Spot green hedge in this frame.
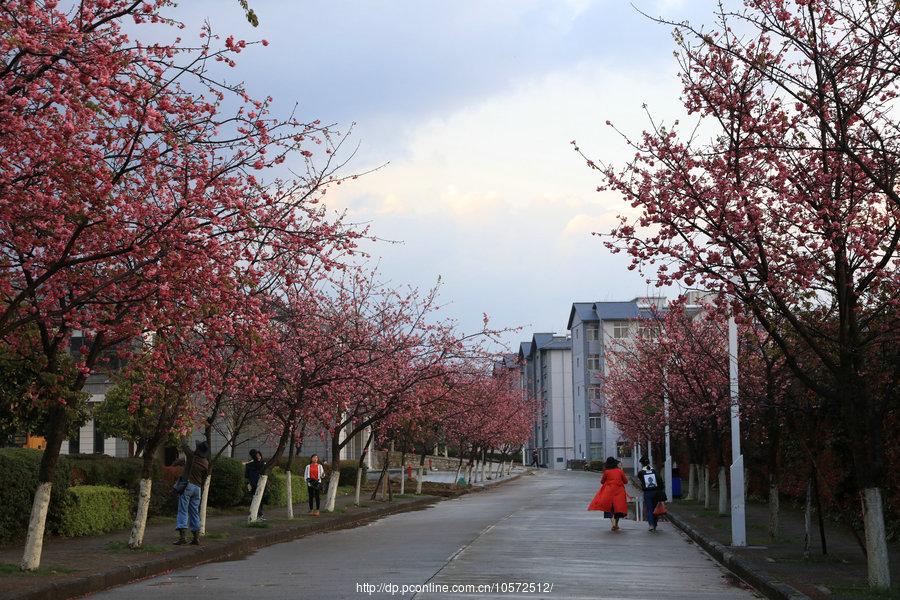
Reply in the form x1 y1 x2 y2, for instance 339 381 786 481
66 453 175 517
208 457 244 508
58 485 132 537
0 448 72 542
264 467 307 506
338 464 363 486
587 460 605 472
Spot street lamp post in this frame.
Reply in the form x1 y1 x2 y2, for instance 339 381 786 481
728 314 747 547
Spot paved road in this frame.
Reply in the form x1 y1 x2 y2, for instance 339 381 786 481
91 471 759 599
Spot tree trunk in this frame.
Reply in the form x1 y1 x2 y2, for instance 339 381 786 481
399 450 407 496
129 445 159 548
812 467 827 555
285 471 293 519
323 434 341 512
452 454 464 489
862 488 890 589
129 479 153 548
803 477 812 559
199 474 212 534
21 405 68 571
248 474 268 522
767 474 780 542
703 466 711 509
717 466 728 515
371 450 390 501
285 434 296 519
687 464 697 501
355 429 374 506
416 451 426 495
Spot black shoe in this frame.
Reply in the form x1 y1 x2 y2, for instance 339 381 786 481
174 529 187 545
190 531 200 545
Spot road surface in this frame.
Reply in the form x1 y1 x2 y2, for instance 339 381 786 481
91 470 759 599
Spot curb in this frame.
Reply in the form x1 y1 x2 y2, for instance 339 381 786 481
5 472 526 600
667 510 812 600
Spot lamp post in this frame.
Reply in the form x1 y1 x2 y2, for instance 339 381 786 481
728 313 747 547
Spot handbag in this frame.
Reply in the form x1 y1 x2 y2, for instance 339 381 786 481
653 501 667 517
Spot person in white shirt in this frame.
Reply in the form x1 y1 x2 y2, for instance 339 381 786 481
304 454 324 516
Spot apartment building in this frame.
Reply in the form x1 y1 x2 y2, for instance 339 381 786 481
518 333 573 469
567 297 666 469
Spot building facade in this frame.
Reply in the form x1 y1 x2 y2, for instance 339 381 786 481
567 297 666 470
519 333 573 469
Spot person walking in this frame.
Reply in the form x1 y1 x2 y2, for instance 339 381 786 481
637 456 666 532
304 453 324 516
588 457 629 531
530 449 539 467
245 449 266 520
173 440 210 546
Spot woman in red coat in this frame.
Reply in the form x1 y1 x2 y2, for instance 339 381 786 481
588 457 630 531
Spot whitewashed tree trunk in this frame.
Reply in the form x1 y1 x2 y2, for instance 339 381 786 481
471 461 478 484
862 487 891 589
466 464 473 485
703 467 711 509
285 471 294 519
324 466 340 511
21 482 52 571
717 466 728 515
481 459 488 482
507 461 513 475
453 463 462 488
248 474 268 522
199 474 211 534
687 464 697 500
768 477 779 541
400 466 406 495
803 478 812 559
129 479 153 548
354 468 363 506
415 466 423 495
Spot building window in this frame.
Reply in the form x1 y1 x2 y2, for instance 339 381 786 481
638 323 657 339
616 441 633 458
587 354 601 370
587 386 601 401
586 325 599 341
589 443 603 460
589 414 603 429
613 322 630 339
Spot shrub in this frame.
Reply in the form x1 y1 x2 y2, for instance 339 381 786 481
339 464 363 486
208 457 244 508
0 448 72 542
58 485 132 537
67 454 149 488
264 467 306 506
587 460 605 472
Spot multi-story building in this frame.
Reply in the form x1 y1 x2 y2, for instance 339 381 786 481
567 297 666 469
518 332 573 469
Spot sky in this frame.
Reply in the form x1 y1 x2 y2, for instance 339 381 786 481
176 0 717 350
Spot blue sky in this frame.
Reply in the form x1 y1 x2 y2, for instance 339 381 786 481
177 0 716 349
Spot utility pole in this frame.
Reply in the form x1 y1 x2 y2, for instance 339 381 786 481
728 314 747 547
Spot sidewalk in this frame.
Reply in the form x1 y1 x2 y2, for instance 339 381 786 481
668 498 900 600
0 472 525 600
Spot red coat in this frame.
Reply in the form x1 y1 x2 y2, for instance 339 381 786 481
587 468 629 515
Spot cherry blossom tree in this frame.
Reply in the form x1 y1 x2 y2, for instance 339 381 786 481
581 1 899 586
1 1 362 569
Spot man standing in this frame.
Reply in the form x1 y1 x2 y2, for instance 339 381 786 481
638 456 665 532
245 449 266 520
173 440 210 546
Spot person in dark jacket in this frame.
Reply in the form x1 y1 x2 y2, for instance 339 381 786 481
245 449 266 520
173 440 210 545
637 456 666 532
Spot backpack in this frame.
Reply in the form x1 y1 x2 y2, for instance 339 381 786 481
641 469 659 490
